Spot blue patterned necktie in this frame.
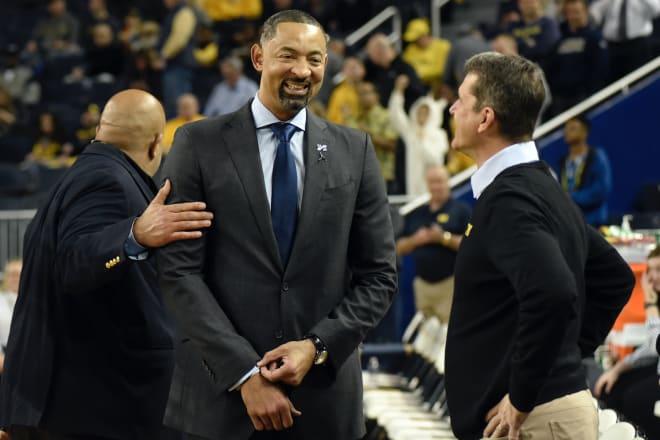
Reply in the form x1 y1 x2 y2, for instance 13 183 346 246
270 122 299 265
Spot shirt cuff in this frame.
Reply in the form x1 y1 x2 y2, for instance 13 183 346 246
124 219 149 261
228 365 260 392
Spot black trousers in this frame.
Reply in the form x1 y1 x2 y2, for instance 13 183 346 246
6 426 112 440
185 430 362 440
7 425 184 440
600 364 660 439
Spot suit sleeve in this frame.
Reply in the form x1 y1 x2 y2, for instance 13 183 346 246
311 132 398 371
55 171 136 294
157 126 261 392
578 225 635 356
485 193 579 413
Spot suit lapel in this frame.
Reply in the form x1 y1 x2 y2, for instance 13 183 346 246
222 106 282 267
287 113 329 270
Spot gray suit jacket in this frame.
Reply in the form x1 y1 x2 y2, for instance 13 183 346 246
158 103 397 440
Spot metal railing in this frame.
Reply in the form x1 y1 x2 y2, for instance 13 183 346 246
431 0 452 38
398 55 660 216
344 6 403 53
0 210 35 271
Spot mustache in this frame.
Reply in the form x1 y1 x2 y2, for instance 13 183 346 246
282 78 312 87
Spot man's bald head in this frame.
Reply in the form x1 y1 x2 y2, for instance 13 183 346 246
96 89 166 175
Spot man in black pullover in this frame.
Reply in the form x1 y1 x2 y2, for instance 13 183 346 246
445 52 635 440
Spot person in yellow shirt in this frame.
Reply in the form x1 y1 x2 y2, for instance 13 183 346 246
326 56 365 125
163 93 204 154
402 18 451 86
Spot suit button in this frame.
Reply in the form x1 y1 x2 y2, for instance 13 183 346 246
281 282 289 293
275 330 283 339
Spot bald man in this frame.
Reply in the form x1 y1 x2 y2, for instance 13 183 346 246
0 89 213 440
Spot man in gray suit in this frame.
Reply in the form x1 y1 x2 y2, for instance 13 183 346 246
157 9 397 440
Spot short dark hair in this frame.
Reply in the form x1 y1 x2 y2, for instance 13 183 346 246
260 10 329 46
567 114 590 132
649 245 660 260
464 52 545 142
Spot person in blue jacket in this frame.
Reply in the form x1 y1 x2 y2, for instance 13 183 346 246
558 115 612 226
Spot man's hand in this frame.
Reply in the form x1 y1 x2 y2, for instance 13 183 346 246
240 373 301 431
133 179 213 248
484 394 529 440
412 227 431 246
594 368 621 397
258 340 316 386
394 74 410 92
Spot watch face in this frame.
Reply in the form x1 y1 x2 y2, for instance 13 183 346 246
315 349 328 365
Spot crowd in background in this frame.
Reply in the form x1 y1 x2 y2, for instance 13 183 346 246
0 0 658 207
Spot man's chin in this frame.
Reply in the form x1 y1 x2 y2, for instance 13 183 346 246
280 93 310 112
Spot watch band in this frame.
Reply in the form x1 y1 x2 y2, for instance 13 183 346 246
303 333 328 365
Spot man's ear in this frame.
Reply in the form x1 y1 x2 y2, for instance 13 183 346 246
478 107 495 133
251 43 264 72
149 133 163 160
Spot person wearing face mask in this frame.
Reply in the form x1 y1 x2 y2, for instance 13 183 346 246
595 245 660 439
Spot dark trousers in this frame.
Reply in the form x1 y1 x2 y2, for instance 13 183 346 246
185 430 362 440
600 364 660 438
186 431 302 440
607 37 652 82
7 425 184 440
6 426 112 440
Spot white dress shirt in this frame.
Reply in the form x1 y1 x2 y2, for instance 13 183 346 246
470 141 540 199
251 95 307 209
590 0 660 41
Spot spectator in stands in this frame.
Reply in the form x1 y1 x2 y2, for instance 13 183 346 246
23 0 81 62
0 88 17 139
193 23 220 69
0 44 40 108
158 0 198 118
81 0 121 50
547 0 609 116
483 0 522 39
201 0 261 53
442 24 492 90
396 165 470 322
123 48 163 98
557 115 612 226
388 74 450 197
507 0 560 67
80 22 126 80
130 19 161 54
595 245 660 439
401 18 452 87
203 56 258 117
0 88 213 440
493 33 552 123
444 51 635 440
314 36 344 106
73 103 100 154
590 0 660 82
0 259 21 360
118 8 143 52
346 81 399 193
163 93 204 153
364 33 427 112
326 56 365 125
26 111 75 168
